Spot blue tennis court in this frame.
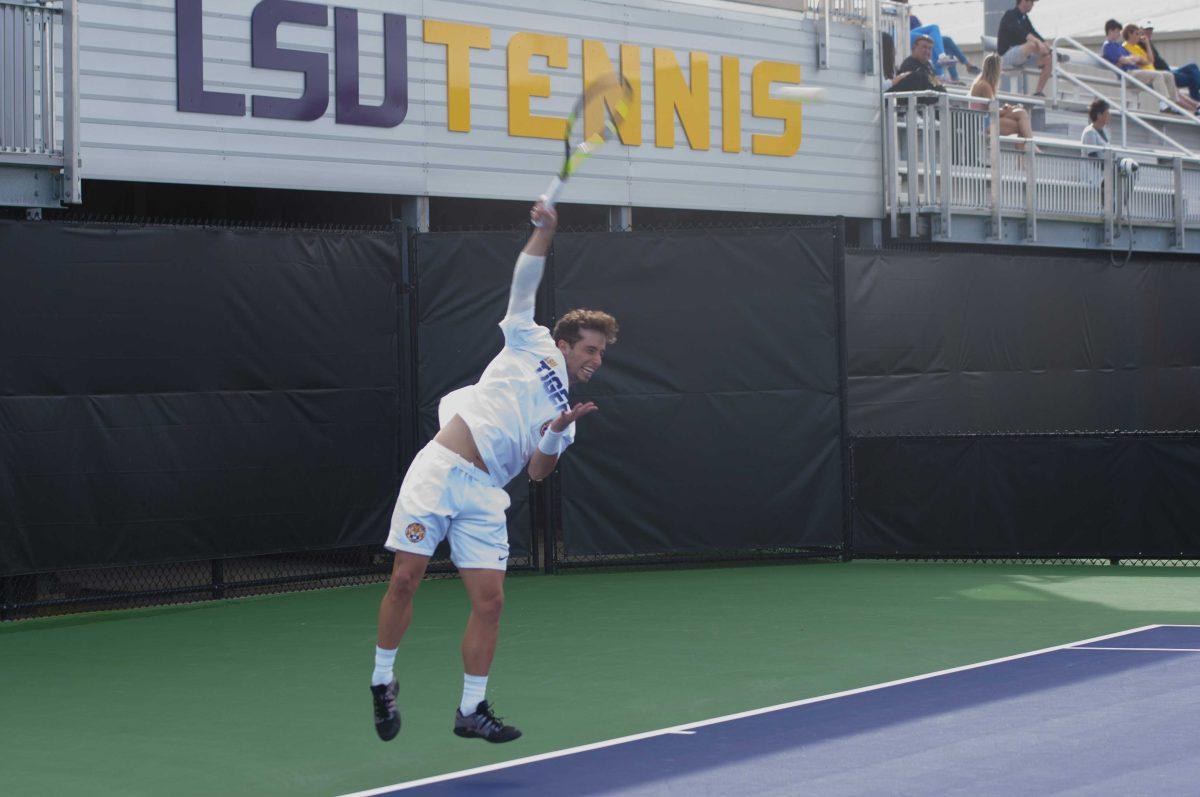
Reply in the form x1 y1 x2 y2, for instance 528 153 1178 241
342 624 1200 796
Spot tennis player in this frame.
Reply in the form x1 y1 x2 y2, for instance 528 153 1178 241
369 198 618 743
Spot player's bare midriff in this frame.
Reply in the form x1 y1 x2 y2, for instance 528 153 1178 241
434 414 490 474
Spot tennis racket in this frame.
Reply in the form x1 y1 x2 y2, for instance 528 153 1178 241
535 73 634 220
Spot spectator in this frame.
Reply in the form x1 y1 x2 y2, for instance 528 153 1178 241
1122 23 1199 114
996 0 1052 97
880 33 915 91
906 5 980 83
1079 99 1109 191
886 35 940 96
1080 99 1110 157
1101 19 1140 71
1141 21 1200 103
970 53 1036 151
897 34 940 84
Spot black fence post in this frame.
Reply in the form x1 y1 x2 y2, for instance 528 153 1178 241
211 559 225 600
531 478 555 575
526 478 542 573
844 440 856 563
834 218 853 563
542 476 560 575
395 222 419 471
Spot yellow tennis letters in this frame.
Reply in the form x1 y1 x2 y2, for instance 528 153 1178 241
422 20 804 156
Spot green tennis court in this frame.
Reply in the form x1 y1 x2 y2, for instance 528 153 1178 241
5 561 1199 797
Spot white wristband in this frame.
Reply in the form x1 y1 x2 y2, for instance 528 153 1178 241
538 427 565 456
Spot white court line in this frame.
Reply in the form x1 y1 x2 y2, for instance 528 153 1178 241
335 624 1167 797
1069 646 1200 652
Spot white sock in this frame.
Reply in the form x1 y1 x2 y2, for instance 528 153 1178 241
460 674 488 715
372 646 397 686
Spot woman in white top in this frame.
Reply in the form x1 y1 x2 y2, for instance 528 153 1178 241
1080 98 1110 157
1079 98 1110 189
970 53 1036 151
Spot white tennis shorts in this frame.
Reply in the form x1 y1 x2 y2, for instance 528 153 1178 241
385 441 512 570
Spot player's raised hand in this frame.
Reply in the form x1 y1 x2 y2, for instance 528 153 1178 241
531 198 558 231
550 402 597 432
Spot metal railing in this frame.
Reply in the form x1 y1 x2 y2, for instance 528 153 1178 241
885 91 1200 247
0 0 79 203
805 0 871 23
809 0 874 70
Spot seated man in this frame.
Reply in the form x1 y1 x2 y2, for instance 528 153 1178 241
893 35 940 86
1142 20 1200 103
996 0 1052 96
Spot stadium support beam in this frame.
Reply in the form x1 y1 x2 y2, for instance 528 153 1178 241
399 196 430 232
608 205 632 231
63 0 81 204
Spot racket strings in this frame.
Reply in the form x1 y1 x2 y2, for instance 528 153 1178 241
557 75 634 180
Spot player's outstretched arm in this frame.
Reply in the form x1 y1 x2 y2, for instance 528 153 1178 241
506 198 557 321
525 199 556 256
528 402 598 482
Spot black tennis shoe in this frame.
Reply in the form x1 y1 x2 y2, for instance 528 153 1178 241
453 700 522 743
371 680 401 741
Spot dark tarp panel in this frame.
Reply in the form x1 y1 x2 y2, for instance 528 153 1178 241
851 435 1200 558
0 221 402 575
554 227 845 557
846 250 1200 434
413 232 533 561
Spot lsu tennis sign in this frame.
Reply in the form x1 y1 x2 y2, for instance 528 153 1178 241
174 0 805 157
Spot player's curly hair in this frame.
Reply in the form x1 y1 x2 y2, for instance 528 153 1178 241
553 309 619 346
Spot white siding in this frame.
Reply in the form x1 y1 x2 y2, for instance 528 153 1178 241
75 0 884 217
1156 38 1200 71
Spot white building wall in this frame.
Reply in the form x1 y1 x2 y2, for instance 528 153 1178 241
74 0 886 218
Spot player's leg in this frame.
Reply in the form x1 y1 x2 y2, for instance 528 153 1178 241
446 478 521 742
377 551 431 656
460 567 506 697
370 551 430 741
371 444 454 741
452 566 521 743
453 566 501 676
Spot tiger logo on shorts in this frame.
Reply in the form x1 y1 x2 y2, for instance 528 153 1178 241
405 522 426 543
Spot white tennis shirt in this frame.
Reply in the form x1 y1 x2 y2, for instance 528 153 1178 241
437 255 575 488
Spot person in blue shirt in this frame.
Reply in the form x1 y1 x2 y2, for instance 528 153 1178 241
1101 19 1143 71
